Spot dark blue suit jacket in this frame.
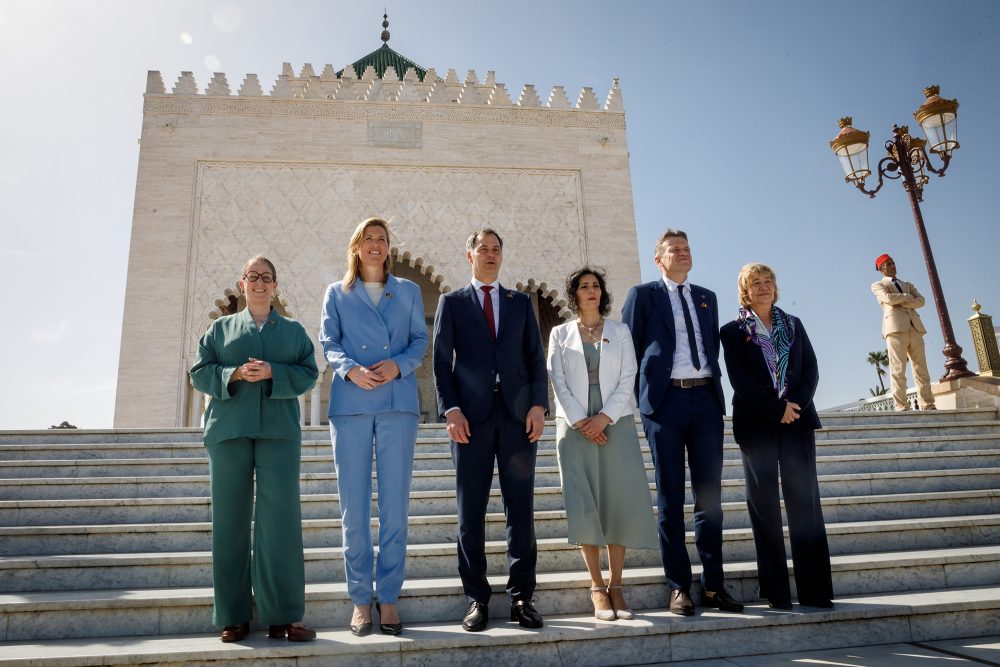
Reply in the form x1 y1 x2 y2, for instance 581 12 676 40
720 315 821 443
621 279 726 415
433 284 549 423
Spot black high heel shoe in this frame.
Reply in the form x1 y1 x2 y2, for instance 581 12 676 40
350 604 373 637
375 601 403 635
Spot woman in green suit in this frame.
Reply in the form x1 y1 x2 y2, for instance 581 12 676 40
190 255 319 643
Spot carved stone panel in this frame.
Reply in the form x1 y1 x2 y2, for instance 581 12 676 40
186 161 586 357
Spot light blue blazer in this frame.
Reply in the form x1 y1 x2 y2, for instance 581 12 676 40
319 274 428 417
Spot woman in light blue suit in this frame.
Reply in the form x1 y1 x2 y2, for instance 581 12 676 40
319 218 427 636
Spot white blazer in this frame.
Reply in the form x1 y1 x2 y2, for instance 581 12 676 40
547 318 638 426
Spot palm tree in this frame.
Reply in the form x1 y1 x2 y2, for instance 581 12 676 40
867 350 889 394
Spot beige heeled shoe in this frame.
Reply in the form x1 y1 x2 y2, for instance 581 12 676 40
608 585 634 620
591 585 616 621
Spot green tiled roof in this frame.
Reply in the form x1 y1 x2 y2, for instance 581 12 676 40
338 43 428 81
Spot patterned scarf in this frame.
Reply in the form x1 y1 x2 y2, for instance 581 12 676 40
736 305 796 398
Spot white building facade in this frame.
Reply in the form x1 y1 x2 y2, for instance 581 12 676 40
114 32 640 428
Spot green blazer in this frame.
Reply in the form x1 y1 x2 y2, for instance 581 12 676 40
190 308 318 445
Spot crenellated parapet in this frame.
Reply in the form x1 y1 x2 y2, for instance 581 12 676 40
144 62 625 114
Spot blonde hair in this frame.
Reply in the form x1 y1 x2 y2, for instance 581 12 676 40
737 263 779 308
343 218 393 290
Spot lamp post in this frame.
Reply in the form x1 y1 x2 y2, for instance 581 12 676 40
830 85 975 382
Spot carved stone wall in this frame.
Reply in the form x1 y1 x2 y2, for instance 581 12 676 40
114 62 640 428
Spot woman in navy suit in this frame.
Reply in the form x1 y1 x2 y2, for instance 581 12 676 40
319 218 428 636
720 263 833 610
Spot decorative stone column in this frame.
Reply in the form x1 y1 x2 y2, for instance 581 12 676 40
968 300 1000 377
298 396 306 427
310 384 322 426
187 384 204 428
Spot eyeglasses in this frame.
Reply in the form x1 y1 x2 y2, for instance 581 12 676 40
244 272 275 283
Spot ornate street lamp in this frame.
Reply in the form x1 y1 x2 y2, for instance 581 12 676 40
830 85 975 382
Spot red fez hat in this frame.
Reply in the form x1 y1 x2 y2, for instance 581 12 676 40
875 253 892 270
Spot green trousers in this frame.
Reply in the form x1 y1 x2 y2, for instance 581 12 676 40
206 437 305 627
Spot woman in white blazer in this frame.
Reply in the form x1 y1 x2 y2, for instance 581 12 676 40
547 268 658 621
319 218 427 637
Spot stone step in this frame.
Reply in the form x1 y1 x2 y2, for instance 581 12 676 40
5 446 1000 483
0 408 994 448
1 551 998 642
3 507 999 594
1 464 996 503
2 494 996 571
3 484 996 535
0 584 998 666
3 431 998 464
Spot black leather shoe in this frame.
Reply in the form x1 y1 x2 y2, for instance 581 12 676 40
669 589 695 616
510 599 543 628
768 599 793 610
462 601 489 632
376 602 403 636
701 588 744 613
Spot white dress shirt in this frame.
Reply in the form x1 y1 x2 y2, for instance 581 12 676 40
662 277 713 379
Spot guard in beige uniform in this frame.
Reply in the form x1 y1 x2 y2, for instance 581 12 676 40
870 253 936 411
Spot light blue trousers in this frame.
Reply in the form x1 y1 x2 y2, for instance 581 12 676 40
330 412 418 605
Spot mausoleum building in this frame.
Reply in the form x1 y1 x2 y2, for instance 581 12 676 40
114 19 640 428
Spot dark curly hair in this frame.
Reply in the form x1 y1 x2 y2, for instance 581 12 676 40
565 267 612 316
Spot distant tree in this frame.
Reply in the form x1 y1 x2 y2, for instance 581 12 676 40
866 350 889 394
48 421 78 430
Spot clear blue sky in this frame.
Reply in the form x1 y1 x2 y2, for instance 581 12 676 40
1 0 997 428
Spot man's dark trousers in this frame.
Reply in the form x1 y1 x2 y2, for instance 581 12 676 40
452 391 537 604
641 384 724 592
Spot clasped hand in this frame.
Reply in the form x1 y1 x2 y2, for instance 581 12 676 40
346 359 401 390
573 413 611 445
780 401 801 424
234 358 272 383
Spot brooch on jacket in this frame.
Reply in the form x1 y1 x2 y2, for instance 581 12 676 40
505 292 513 299
384 292 392 299
699 302 708 309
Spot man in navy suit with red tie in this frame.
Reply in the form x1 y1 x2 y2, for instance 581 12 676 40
433 228 548 631
622 229 743 616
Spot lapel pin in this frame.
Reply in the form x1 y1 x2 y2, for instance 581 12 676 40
505 292 513 299
385 292 392 299
699 302 708 309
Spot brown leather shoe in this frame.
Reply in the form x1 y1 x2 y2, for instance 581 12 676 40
669 589 695 616
287 623 317 642
268 623 317 641
220 622 250 642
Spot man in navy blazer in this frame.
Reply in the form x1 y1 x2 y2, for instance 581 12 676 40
622 229 743 616
433 228 548 631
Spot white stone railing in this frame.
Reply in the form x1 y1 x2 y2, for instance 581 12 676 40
834 389 919 412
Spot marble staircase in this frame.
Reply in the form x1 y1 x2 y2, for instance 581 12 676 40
1 409 999 666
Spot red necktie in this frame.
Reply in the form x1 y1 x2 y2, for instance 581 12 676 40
480 285 496 341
